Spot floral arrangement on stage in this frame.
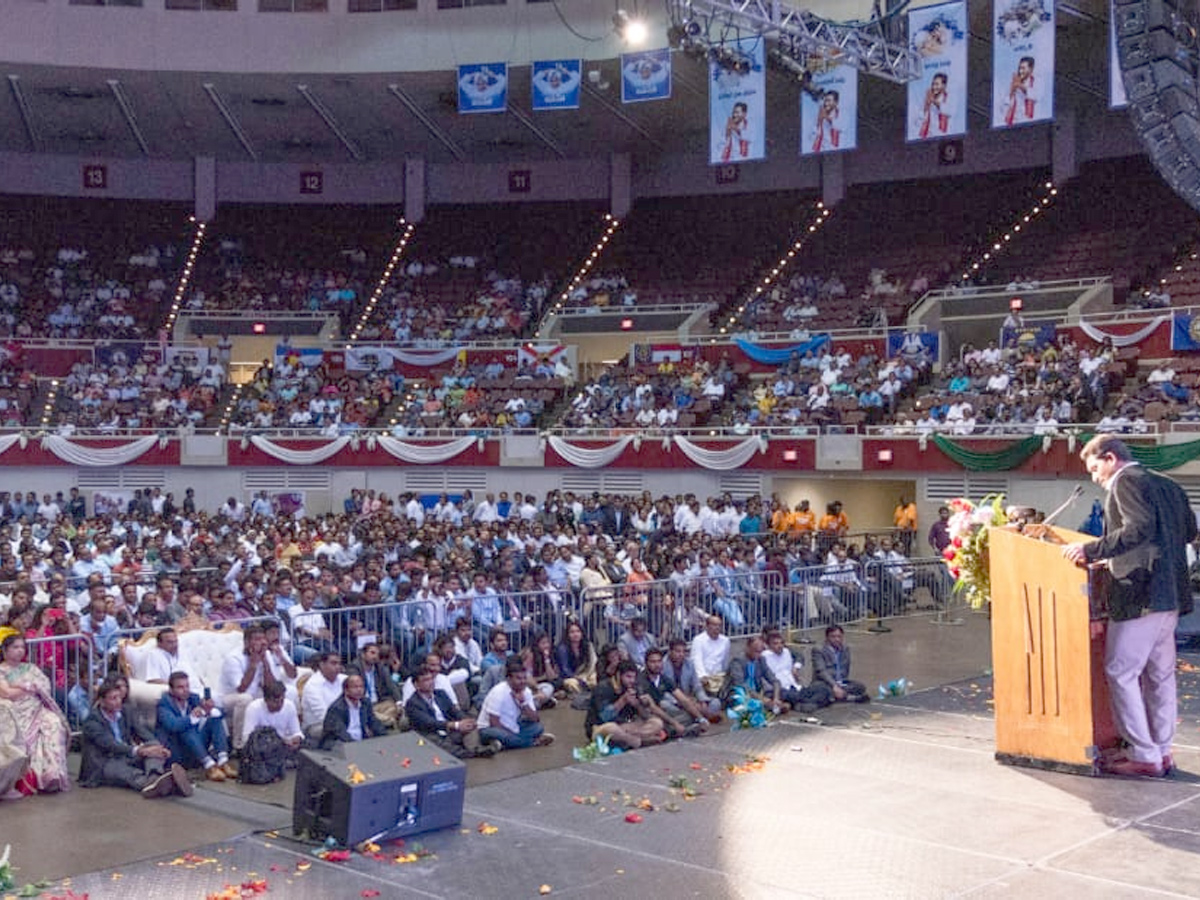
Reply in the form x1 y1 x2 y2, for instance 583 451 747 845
942 494 1008 609
725 687 774 730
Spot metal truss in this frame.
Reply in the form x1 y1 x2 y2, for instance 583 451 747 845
667 0 922 84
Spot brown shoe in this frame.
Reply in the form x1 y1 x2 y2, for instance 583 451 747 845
205 766 227 782
1162 754 1176 775
1103 757 1163 778
534 732 555 747
171 763 195 797
142 771 176 799
221 762 239 779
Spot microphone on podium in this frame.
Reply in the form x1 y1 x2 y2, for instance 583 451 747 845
1026 485 1085 542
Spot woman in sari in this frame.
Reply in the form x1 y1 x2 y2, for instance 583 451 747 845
0 629 71 796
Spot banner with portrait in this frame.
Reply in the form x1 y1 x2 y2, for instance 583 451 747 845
457 62 508 115
800 63 858 156
708 37 766 165
1110 0 1127 109
906 2 968 142
621 48 672 103
992 0 1055 128
531 59 582 111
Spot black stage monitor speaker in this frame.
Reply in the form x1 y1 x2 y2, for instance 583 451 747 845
293 733 466 846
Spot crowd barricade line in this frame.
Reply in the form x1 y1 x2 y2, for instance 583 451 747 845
25 632 97 735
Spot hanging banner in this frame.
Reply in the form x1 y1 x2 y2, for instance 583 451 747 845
621 48 672 103
531 59 582 111
709 37 766 165
801 63 858 155
275 344 324 369
1110 0 1127 109
457 63 508 114
1172 312 1200 351
992 0 1054 128
906 2 968 142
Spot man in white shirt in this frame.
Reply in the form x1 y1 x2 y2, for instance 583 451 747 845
404 494 426 527
219 626 274 750
478 659 554 750
690 615 731 699
143 628 196 687
473 494 498 524
240 681 304 751
762 629 832 712
300 652 347 741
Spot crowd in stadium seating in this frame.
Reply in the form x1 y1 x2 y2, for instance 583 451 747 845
390 360 566 435
56 356 223 433
359 259 547 345
0 241 175 340
229 356 395 433
561 354 744 431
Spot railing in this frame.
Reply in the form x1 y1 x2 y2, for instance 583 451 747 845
551 301 716 318
785 557 963 630
920 276 1110 306
25 632 96 733
574 570 784 645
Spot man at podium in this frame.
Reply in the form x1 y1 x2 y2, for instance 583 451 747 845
1063 436 1197 778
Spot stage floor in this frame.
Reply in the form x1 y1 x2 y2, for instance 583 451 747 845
5 616 1200 899
12 700 1200 899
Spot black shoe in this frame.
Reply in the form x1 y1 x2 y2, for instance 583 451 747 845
853 694 871 704
796 702 819 714
171 762 194 798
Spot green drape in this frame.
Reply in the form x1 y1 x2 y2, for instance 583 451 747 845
1080 435 1200 471
931 434 1043 471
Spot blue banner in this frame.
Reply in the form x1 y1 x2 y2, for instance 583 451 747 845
458 63 508 115
734 335 830 365
532 59 581 111
1172 312 1200 351
801 63 858 155
621 49 672 103
709 37 766 165
907 2 968 143
887 331 940 359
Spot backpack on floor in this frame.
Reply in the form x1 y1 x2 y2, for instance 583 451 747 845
239 726 288 784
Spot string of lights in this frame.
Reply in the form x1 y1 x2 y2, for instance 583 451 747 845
959 181 1058 282
349 219 415 344
163 218 208 334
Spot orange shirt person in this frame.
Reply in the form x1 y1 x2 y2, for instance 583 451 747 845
789 501 816 536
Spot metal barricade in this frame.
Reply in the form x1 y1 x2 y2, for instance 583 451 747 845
788 557 963 630
575 569 785 646
25 632 96 733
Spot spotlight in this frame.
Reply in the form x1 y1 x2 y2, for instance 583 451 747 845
613 10 647 45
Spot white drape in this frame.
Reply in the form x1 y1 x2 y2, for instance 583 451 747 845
377 436 478 464
41 435 160 467
249 435 351 465
391 347 464 367
547 436 633 469
1079 315 1169 348
673 436 764 470
0 434 22 457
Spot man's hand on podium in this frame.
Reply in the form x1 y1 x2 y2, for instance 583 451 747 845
1062 543 1088 566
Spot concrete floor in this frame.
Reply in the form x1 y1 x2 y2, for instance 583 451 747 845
6 611 1198 898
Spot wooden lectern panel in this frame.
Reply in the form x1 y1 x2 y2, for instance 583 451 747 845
989 526 1113 772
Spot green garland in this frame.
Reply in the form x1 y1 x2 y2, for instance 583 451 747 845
931 434 1043 471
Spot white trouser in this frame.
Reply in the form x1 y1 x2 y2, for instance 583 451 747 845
1104 610 1179 764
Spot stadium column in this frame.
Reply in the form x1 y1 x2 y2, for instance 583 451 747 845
194 156 216 223
611 152 631 220
1052 107 1078 185
821 153 845 208
405 157 426 225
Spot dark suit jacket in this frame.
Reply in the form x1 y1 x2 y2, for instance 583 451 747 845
600 507 635 539
1085 464 1197 620
404 688 466 735
79 704 156 787
319 695 387 750
347 662 402 705
726 654 779 700
811 643 854 687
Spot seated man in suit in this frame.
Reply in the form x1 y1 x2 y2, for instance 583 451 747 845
319 674 387 750
726 635 785 714
811 625 869 703
347 643 404 731
155 671 234 782
81 677 193 799
404 667 495 759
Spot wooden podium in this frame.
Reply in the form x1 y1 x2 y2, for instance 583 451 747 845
988 525 1120 774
